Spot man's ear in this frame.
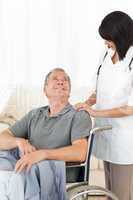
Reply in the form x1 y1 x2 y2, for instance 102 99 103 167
43 86 47 97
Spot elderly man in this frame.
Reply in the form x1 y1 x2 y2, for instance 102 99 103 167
0 68 91 200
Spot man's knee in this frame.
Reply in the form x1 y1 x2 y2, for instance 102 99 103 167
0 149 18 170
37 160 65 170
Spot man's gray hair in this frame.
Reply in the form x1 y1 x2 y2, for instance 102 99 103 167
44 68 71 90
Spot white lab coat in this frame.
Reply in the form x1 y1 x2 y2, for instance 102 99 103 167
92 46 133 164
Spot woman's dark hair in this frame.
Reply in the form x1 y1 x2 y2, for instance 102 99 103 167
99 11 133 60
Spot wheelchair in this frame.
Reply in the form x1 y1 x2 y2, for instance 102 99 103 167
66 126 119 200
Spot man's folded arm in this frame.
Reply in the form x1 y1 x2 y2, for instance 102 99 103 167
42 138 88 162
0 129 36 155
0 129 17 150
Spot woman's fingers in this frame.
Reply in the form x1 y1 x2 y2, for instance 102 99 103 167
74 102 87 110
74 103 82 109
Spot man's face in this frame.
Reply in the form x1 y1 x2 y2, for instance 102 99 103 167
44 70 70 99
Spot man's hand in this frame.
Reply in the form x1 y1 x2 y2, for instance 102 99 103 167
16 138 36 156
15 150 46 173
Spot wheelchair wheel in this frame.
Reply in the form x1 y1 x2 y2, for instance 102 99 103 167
67 183 119 200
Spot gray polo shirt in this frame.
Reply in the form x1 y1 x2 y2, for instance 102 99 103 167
9 104 92 149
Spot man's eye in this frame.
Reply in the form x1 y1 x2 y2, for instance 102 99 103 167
63 77 68 81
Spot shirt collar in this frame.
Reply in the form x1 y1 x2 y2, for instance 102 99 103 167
125 46 133 61
45 103 72 118
105 46 133 68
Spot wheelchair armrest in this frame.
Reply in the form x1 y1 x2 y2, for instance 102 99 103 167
90 125 112 135
66 162 86 168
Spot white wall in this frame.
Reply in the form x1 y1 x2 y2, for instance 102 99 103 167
0 0 133 112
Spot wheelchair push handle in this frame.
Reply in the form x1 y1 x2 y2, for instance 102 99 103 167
90 125 112 135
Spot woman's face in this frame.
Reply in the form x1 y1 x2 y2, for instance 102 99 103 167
104 40 116 51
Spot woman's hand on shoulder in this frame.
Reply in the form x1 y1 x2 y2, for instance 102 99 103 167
74 102 88 111
74 102 98 117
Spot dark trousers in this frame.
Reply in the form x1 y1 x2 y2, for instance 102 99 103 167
104 161 133 200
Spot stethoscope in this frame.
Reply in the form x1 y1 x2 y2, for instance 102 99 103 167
96 50 133 92
97 51 133 76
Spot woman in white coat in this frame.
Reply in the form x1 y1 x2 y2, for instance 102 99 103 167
76 11 133 200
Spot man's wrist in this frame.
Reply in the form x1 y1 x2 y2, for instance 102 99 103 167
15 138 27 146
15 137 21 146
41 149 49 160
